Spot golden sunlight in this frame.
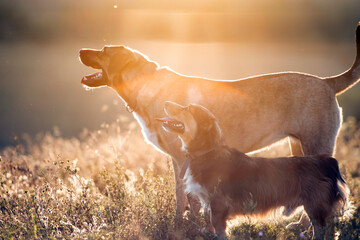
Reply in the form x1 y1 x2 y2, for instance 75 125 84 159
0 0 360 239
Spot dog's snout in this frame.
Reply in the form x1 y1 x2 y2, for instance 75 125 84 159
79 48 94 59
79 49 86 57
79 49 89 62
79 49 102 69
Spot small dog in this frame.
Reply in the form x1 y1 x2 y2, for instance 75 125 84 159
156 101 349 240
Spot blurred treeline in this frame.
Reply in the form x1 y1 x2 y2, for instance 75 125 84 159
1 0 360 43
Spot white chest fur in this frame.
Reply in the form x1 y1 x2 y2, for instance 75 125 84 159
184 168 208 208
133 112 166 154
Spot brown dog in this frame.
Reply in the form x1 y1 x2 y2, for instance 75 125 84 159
79 23 360 216
157 101 349 240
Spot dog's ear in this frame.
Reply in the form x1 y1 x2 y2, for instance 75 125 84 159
187 104 224 152
188 103 221 134
109 48 158 85
188 104 216 123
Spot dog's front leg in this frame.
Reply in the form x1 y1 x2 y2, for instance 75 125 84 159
187 194 201 214
203 208 215 234
210 197 229 240
172 158 187 217
313 223 326 240
288 137 304 156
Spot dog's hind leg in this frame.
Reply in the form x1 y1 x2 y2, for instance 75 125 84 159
283 205 297 217
299 107 340 156
288 136 304 156
325 216 336 240
313 224 326 240
305 206 329 240
300 132 337 156
298 124 337 156
286 212 310 230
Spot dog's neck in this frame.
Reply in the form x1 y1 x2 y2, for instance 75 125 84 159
185 121 224 156
184 144 221 159
183 130 225 160
179 143 225 179
113 60 159 113
179 121 225 179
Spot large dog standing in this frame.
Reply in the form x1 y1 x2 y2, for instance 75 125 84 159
156 101 349 240
79 23 360 215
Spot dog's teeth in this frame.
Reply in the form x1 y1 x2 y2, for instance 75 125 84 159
95 73 102 79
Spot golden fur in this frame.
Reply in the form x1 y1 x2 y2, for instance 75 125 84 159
79 23 360 216
160 101 349 240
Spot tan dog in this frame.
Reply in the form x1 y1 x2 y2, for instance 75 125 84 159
157 101 349 240
79 23 360 216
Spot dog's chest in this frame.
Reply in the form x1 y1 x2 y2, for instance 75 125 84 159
184 168 208 206
133 112 165 153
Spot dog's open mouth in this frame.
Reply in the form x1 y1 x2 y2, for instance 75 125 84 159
79 49 109 87
155 118 185 134
81 70 109 87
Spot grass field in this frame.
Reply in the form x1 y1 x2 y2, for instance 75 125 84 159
0 116 359 239
1 1 360 239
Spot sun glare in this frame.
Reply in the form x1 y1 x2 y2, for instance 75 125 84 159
1 0 360 239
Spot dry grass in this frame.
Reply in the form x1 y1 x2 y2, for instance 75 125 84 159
0 116 359 239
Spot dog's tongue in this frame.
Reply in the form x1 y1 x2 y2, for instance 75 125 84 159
81 72 108 87
155 118 185 134
155 117 175 123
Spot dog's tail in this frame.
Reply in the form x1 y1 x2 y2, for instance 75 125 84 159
321 157 352 218
324 22 360 95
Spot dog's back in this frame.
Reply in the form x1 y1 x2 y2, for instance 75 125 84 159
189 148 348 217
